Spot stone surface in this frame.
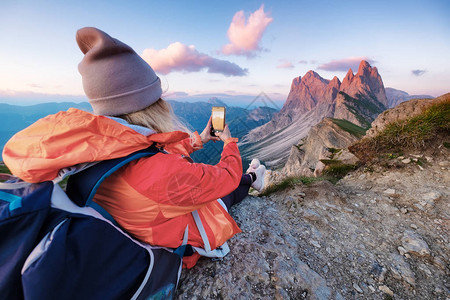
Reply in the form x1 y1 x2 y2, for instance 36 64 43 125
283 118 361 177
383 188 396 195
178 147 450 300
401 231 431 257
379 285 394 296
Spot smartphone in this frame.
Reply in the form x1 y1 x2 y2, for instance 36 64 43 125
211 106 226 136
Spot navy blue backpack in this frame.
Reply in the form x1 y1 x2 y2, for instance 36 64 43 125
0 146 186 299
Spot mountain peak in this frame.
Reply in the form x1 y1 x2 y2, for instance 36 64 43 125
330 76 341 85
340 60 388 107
357 60 373 77
292 76 301 86
304 70 319 78
208 97 227 107
342 69 354 86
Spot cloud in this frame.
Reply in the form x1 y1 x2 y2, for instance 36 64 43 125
412 69 426 76
27 83 44 89
221 5 273 57
298 60 308 64
276 60 294 69
163 91 189 98
142 42 248 76
318 57 375 72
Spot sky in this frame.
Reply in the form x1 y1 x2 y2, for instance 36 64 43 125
0 0 449 106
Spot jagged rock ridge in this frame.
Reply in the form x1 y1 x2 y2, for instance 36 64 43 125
240 60 387 167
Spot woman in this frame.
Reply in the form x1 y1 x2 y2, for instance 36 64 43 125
3 27 265 268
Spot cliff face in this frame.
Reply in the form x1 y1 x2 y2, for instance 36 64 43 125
283 118 361 177
240 60 387 167
340 61 388 107
284 71 341 114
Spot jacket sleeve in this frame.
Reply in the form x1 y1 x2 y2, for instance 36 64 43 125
129 140 243 210
178 131 203 154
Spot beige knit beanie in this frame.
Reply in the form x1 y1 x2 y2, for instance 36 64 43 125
76 27 162 116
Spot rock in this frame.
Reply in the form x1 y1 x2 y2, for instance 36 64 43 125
285 196 301 213
401 231 431 257
432 256 446 270
410 224 418 229
383 188 396 195
398 246 407 256
438 160 449 167
284 118 361 177
313 161 326 177
379 285 394 296
414 203 426 212
353 283 363 293
303 209 321 221
390 253 416 286
310 240 321 248
333 149 359 165
422 191 442 204
401 158 411 164
369 262 387 282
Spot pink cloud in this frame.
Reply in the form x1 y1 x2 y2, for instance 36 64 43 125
221 5 273 57
318 57 375 72
276 60 294 69
142 42 248 76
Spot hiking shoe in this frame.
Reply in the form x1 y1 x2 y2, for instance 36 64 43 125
246 158 260 174
251 165 266 192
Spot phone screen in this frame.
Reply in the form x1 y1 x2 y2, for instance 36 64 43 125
211 106 226 132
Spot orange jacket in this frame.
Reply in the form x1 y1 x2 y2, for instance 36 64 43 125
3 108 243 268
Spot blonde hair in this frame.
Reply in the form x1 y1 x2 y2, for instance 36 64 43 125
119 99 193 135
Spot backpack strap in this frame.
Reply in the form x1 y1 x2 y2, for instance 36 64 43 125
66 144 163 219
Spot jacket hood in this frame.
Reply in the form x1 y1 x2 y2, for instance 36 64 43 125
3 108 189 183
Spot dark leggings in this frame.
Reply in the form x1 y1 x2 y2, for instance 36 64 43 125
221 174 252 211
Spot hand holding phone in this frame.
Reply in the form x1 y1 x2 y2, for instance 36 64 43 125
200 117 220 144
216 124 231 142
210 106 226 137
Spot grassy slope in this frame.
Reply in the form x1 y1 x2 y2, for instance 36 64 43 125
330 118 367 138
349 97 450 161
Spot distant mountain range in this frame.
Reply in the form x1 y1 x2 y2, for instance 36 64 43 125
239 60 394 167
385 88 433 108
0 100 277 165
